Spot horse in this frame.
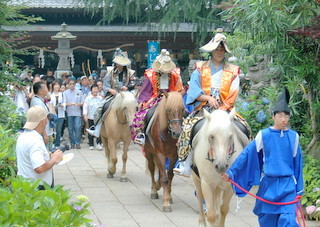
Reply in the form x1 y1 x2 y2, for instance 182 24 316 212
100 91 137 182
192 108 249 227
144 91 185 212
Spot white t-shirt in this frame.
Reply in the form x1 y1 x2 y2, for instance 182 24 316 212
16 130 53 186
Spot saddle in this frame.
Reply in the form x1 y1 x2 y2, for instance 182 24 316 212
94 96 114 124
190 115 251 148
144 105 157 130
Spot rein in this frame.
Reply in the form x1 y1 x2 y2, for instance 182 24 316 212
228 178 306 227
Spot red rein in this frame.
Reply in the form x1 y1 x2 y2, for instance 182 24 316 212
228 178 306 226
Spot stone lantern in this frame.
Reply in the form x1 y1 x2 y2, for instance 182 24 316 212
51 23 77 78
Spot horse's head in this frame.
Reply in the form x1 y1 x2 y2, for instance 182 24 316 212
159 91 184 139
119 91 137 125
203 108 236 174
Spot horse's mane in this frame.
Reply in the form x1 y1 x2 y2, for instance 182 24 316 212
112 91 136 110
156 91 184 132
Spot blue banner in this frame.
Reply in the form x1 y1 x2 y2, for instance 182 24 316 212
147 41 160 69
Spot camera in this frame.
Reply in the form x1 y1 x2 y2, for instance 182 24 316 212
50 142 70 153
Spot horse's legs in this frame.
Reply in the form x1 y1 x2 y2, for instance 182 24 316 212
146 152 159 199
192 174 206 227
155 152 171 212
167 156 178 204
107 139 117 178
219 187 233 227
120 139 130 182
202 183 219 227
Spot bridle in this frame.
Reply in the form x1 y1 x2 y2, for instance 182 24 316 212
206 143 236 163
166 108 183 133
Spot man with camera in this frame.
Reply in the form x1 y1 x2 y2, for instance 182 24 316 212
16 106 63 190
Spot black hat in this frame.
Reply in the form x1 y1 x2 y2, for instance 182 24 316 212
273 88 290 113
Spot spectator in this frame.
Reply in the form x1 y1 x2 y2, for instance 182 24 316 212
83 84 103 150
41 69 56 81
16 106 63 190
50 80 65 147
80 76 91 98
30 81 53 144
96 80 105 98
63 78 84 149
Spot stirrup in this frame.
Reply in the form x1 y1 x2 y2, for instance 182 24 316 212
134 133 145 145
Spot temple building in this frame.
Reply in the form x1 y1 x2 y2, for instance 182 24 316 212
4 0 210 78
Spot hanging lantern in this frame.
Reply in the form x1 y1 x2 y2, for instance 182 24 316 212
38 49 45 68
97 49 103 68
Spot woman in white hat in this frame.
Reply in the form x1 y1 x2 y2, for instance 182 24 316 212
131 49 184 145
103 48 136 97
174 28 244 177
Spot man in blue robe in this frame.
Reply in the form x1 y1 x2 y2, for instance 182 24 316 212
221 88 304 227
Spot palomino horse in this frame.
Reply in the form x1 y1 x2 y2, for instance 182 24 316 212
144 91 184 212
100 91 137 182
192 108 249 227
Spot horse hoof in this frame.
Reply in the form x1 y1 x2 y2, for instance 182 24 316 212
163 206 172 212
169 198 173 204
107 173 114 178
120 177 128 182
151 193 159 199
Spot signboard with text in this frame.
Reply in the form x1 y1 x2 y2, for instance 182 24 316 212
147 41 160 69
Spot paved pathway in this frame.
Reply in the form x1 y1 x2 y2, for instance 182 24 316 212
55 141 318 227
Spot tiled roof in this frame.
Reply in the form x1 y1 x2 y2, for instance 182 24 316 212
9 0 83 8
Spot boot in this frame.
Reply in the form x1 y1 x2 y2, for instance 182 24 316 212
173 151 193 178
86 121 102 138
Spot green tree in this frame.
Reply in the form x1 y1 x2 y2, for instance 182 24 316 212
0 0 42 91
223 0 320 156
78 0 226 45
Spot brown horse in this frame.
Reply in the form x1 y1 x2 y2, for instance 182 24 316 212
144 91 185 212
100 91 137 182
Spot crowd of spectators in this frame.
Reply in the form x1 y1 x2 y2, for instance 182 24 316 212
12 68 143 151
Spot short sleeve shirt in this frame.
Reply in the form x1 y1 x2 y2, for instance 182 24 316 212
16 130 53 185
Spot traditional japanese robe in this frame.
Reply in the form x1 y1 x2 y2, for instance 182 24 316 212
226 127 304 215
187 60 240 111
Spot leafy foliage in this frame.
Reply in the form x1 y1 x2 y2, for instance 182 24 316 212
0 0 42 91
0 177 92 226
224 0 320 154
301 155 320 220
0 95 25 132
0 125 17 187
79 0 226 45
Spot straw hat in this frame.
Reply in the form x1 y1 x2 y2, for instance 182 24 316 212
200 28 231 53
23 106 47 130
152 49 176 73
112 48 131 66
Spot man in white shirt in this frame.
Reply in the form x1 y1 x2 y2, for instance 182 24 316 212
16 106 63 189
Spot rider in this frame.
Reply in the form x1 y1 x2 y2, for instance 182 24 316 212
86 48 135 137
131 49 183 145
174 28 245 177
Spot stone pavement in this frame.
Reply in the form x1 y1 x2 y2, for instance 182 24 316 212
55 141 318 227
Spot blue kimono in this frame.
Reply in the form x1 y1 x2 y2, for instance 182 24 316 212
226 127 304 224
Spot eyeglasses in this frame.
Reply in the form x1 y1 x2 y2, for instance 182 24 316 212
69 83 75 85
